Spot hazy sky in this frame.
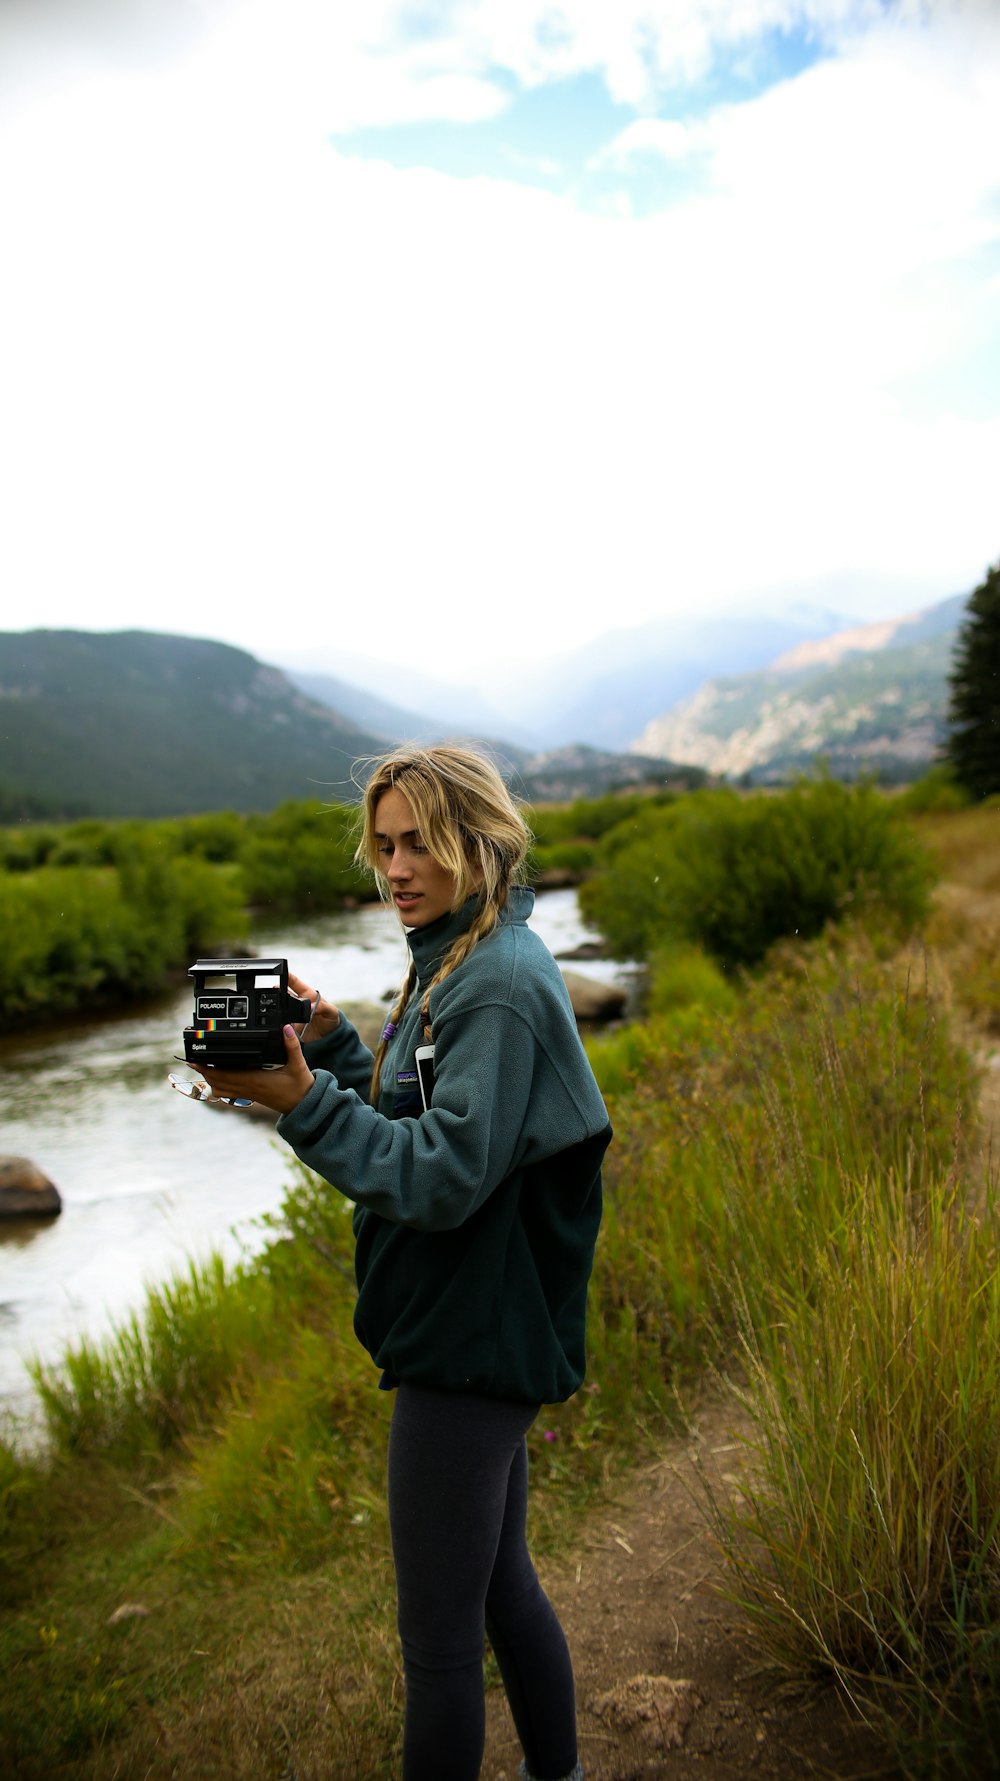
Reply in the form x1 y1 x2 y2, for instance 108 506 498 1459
1 0 998 683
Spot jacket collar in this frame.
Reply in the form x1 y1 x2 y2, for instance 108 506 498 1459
407 884 535 984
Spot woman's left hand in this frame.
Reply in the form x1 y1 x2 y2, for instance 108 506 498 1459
194 1026 316 1116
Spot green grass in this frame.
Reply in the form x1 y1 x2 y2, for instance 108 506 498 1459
704 1162 1000 1777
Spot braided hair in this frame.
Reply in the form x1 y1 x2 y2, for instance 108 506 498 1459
355 745 531 1102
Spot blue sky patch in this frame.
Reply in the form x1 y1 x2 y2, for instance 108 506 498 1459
329 27 830 214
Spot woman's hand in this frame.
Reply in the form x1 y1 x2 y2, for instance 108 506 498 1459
195 1026 316 1116
288 970 341 1043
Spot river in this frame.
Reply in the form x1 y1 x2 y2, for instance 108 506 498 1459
0 889 633 1426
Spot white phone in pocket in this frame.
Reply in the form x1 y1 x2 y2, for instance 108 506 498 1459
414 1044 435 1111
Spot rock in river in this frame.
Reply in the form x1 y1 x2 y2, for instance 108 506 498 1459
0 1156 62 1220
560 970 627 1023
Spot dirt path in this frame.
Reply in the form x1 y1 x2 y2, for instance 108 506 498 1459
482 1391 889 1781
479 1036 1000 1781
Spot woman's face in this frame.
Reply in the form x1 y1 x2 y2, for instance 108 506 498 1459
373 787 460 928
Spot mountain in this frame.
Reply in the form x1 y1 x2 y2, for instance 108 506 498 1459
0 630 389 819
276 594 922 752
284 669 455 745
277 652 538 747
631 594 967 783
485 606 862 750
279 677 695 803
0 630 684 821
284 669 539 756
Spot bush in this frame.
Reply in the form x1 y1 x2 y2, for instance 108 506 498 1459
528 791 674 848
0 847 247 1023
241 799 369 912
894 765 970 816
644 943 739 1021
579 779 933 968
529 841 597 878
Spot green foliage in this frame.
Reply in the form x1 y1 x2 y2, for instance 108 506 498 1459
947 561 1000 800
0 844 247 1023
0 1618 131 1765
0 799 383 1026
0 1434 36 1574
31 1167 389 1573
584 931 973 1419
174 1326 389 1571
893 764 970 816
32 1255 279 1461
529 840 597 877
528 791 675 848
643 942 739 1021
579 778 933 967
526 792 678 881
241 799 368 912
708 1169 1000 1775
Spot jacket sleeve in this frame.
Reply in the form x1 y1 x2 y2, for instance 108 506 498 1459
300 1016 375 1103
277 997 547 1232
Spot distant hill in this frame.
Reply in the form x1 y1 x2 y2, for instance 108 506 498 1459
284 669 452 746
0 630 685 820
283 666 540 750
0 630 388 819
631 594 967 783
512 745 704 803
283 676 692 800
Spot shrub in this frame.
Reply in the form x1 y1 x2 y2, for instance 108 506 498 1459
579 779 933 968
529 840 597 878
644 943 740 1021
0 833 247 1024
241 799 369 912
894 765 970 816
528 791 674 848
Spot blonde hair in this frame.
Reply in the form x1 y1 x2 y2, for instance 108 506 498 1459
355 744 531 1100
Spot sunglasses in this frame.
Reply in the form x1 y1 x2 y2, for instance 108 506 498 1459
168 1070 254 1110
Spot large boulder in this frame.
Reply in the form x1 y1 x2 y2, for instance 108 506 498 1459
560 970 628 1023
0 1156 62 1219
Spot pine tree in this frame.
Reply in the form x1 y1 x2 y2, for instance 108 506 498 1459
947 561 1000 799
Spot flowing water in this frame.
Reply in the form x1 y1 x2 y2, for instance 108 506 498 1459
0 890 633 1424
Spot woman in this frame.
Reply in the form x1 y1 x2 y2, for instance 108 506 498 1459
190 744 612 1781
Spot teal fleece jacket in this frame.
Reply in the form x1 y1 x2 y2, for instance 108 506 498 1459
276 888 612 1404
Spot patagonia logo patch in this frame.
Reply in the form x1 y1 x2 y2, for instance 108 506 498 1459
396 1069 418 1087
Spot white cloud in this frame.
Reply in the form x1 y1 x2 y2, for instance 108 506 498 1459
0 1 997 680
414 0 887 106
589 117 694 169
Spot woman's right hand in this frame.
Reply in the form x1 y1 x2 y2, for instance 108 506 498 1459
288 969 341 1042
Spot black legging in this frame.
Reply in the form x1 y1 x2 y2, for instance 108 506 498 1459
387 1383 580 1781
